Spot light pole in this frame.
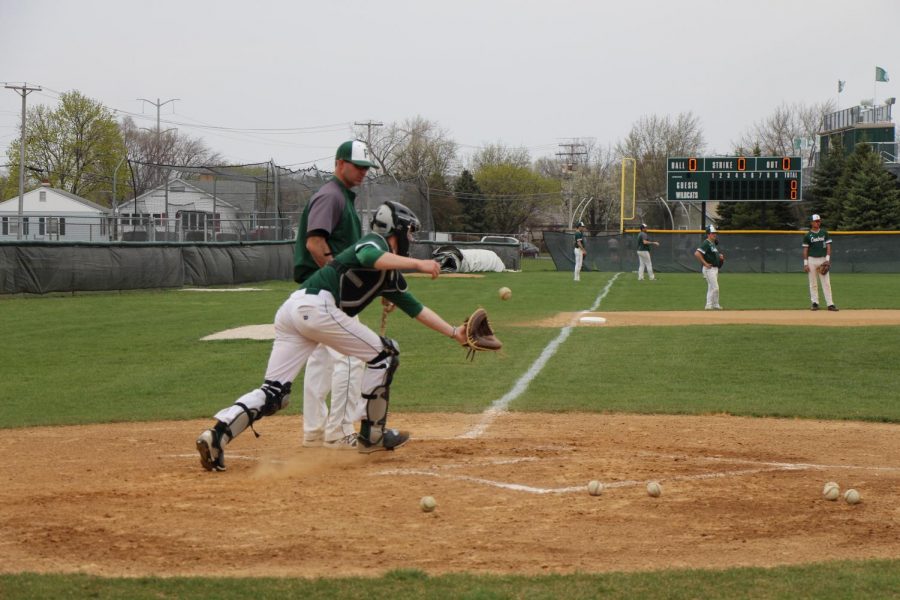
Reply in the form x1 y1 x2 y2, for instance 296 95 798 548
112 156 127 240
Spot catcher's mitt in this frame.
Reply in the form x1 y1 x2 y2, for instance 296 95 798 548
818 262 830 275
461 308 502 360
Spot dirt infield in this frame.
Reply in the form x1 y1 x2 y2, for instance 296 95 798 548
3 412 900 578
529 309 900 328
201 310 900 342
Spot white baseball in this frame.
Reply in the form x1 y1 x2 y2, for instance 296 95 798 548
499 286 512 301
646 481 662 498
587 480 603 496
843 489 861 505
823 482 840 501
420 496 437 512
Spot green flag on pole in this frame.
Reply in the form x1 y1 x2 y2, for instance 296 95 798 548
875 66 889 82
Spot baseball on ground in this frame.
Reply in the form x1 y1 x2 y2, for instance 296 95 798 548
843 489 861 505
587 480 603 496
499 286 512 301
646 481 662 497
823 482 840 501
420 495 437 512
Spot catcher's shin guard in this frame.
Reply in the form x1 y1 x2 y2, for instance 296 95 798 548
215 380 292 444
359 337 400 446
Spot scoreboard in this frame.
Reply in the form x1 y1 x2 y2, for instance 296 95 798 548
666 156 802 202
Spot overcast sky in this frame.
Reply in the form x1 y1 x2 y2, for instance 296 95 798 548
1 0 898 172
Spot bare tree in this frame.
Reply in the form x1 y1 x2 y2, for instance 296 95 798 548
355 116 457 183
732 100 836 164
570 143 620 230
120 116 223 197
616 112 706 227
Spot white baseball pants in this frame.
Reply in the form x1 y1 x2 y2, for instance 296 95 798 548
214 289 381 429
303 342 364 441
573 248 583 281
637 250 655 280
702 266 720 309
807 256 834 306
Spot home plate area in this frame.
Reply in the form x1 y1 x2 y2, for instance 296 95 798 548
3 412 900 577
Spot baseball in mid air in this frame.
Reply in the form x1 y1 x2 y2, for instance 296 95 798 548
646 481 662 497
420 495 437 512
499 286 512 301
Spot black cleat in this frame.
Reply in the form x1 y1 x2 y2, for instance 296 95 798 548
357 428 410 454
811 303 820 311
827 305 839 312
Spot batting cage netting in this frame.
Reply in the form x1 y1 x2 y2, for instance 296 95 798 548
115 160 432 243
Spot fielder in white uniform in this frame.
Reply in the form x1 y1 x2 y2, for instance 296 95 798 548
636 223 659 281
694 224 724 310
196 201 469 471
573 221 586 281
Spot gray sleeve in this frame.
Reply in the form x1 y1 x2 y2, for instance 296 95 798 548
306 183 345 235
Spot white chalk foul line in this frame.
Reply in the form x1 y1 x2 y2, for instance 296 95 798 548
375 463 810 495
459 272 622 439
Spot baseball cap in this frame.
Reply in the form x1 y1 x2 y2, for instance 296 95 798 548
811 214 821 221
640 223 647 230
576 221 585 227
705 224 717 234
335 140 379 169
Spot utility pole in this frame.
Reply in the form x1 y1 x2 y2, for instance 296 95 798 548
137 97 178 231
5 82 42 240
557 140 588 228
354 120 383 148
354 120 384 222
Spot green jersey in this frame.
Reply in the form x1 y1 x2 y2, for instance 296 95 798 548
574 230 585 249
300 232 423 319
637 231 652 251
803 228 831 258
697 238 723 267
293 177 362 284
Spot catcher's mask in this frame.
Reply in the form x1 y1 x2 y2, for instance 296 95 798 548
370 201 420 257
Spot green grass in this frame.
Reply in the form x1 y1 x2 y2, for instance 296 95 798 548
3 269 900 597
3 560 900 599
2 271 899 426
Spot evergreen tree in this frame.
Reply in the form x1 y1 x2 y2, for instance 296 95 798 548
718 201 796 230
806 138 845 223
714 201 735 229
838 143 900 230
453 169 485 232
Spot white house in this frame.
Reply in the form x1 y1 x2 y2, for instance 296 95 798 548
0 183 110 242
115 178 243 241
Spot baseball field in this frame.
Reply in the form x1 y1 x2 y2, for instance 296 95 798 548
3 260 900 599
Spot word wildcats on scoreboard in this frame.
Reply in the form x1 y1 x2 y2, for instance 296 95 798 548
666 156 802 202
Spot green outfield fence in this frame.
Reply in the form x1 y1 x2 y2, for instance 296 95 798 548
545 230 900 273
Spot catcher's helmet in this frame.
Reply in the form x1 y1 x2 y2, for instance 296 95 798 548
370 201 420 256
